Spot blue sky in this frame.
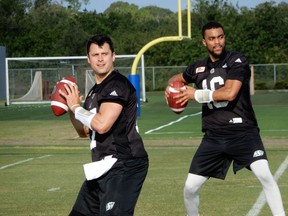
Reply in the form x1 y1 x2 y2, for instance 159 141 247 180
82 0 287 12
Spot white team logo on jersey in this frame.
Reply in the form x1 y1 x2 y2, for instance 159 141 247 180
109 90 118 96
253 150 264 157
196 66 205 73
222 63 227 68
235 58 242 63
106 201 115 211
229 117 243 124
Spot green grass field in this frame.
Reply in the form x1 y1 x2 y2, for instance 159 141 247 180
0 90 287 215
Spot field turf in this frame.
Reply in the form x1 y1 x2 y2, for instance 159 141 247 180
0 90 287 215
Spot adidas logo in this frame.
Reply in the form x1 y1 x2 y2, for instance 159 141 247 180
235 58 242 63
109 90 118 96
106 201 115 211
253 150 264 157
229 117 243 124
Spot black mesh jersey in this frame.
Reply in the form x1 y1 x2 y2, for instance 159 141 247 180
183 51 259 133
84 70 148 161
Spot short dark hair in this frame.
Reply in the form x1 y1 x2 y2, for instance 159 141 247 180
201 22 224 38
86 34 114 54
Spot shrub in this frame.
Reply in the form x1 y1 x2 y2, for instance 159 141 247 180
274 80 288 89
255 82 269 90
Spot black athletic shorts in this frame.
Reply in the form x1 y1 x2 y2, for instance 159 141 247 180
69 157 148 216
189 128 267 180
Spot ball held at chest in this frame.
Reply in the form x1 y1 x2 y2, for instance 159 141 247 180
51 76 76 116
168 81 187 114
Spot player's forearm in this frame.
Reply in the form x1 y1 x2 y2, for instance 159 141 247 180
212 88 234 102
212 80 242 102
194 87 236 103
69 110 89 137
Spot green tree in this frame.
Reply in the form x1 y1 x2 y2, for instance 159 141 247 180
63 0 89 11
0 0 287 65
17 3 87 56
0 0 32 53
253 2 288 63
34 0 51 9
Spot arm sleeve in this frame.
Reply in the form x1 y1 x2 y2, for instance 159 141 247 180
182 63 199 83
98 79 130 106
227 53 251 82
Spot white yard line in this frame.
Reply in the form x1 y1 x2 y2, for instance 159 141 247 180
47 187 60 192
0 158 34 170
0 155 52 170
144 111 202 134
37 155 52 159
246 156 288 216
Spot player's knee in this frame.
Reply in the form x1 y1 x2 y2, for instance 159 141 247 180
256 170 273 182
258 174 277 189
184 180 199 196
184 174 207 197
252 167 275 186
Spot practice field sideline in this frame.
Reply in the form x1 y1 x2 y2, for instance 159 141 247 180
0 90 287 215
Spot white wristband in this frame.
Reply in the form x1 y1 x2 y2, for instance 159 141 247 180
75 107 96 130
194 89 214 103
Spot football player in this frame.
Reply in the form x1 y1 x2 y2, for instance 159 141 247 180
165 21 285 216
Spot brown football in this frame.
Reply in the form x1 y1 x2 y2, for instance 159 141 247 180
168 81 187 114
51 76 76 116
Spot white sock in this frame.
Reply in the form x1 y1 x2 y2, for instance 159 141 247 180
250 159 285 216
184 173 208 216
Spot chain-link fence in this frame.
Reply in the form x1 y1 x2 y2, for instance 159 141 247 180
5 57 288 106
253 64 288 89
5 55 145 105
144 64 288 91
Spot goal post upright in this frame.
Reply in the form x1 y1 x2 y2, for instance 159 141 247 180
129 0 192 115
250 64 255 95
5 57 9 105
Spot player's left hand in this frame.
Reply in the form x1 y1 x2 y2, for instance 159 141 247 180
174 85 196 106
59 83 82 112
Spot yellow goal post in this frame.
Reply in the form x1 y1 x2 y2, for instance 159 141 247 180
128 0 192 115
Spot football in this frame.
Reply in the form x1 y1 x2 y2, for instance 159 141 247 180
168 81 187 114
51 76 76 116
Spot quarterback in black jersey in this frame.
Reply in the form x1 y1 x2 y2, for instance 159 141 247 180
60 35 148 216
165 22 285 216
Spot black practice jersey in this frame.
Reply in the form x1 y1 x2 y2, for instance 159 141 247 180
183 51 259 133
84 70 148 161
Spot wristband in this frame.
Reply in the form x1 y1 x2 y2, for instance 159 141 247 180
70 104 80 110
75 107 96 130
194 89 214 103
